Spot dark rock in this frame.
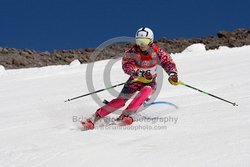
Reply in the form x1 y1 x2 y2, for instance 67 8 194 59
2 48 9 54
217 31 231 38
85 48 95 52
20 51 30 56
23 49 33 55
12 58 21 66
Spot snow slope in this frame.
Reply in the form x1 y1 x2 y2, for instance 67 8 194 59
0 44 250 167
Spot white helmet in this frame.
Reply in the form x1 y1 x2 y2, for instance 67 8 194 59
135 27 154 46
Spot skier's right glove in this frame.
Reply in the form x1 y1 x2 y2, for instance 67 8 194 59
138 70 153 80
132 69 153 83
132 69 153 80
168 73 179 86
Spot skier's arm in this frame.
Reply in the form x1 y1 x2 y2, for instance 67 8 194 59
158 49 177 75
122 48 138 76
158 49 179 85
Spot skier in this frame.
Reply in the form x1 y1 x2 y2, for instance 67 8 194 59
81 27 178 129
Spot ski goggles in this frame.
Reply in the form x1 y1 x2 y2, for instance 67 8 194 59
135 37 152 46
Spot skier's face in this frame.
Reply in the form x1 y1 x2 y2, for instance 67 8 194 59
138 44 149 51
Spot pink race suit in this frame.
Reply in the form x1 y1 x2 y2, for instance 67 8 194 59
95 43 177 119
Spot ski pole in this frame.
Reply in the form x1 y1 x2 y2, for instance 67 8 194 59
64 82 126 102
64 78 144 102
177 81 238 106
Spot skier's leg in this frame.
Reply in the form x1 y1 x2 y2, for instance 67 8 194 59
95 98 126 118
92 78 141 122
118 81 156 124
123 85 152 115
117 86 152 125
145 80 157 102
82 98 128 129
82 79 142 129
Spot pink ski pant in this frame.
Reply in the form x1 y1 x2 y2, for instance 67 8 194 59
96 78 157 117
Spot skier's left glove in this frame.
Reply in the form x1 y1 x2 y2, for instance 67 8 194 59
168 73 179 86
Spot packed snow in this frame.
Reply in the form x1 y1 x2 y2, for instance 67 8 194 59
182 43 206 53
0 65 5 75
0 44 250 167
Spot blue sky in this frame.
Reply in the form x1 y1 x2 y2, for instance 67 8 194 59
0 0 249 52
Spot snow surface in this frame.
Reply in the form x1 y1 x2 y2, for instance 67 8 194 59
0 65 5 75
0 44 250 167
69 59 81 66
182 43 206 53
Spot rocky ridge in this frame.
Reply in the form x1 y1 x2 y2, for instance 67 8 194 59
0 28 249 69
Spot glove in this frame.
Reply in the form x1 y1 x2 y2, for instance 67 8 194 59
141 70 153 80
168 73 179 86
132 69 153 83
133 69 152 79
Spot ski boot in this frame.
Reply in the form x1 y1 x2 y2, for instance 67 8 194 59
117 113 133 125
80 112 101 130
80 119 94 130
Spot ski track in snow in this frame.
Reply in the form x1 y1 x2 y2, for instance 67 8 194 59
0 45 250 167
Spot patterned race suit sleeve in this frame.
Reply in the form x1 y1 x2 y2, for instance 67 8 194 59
122 47 138 77
157 49 178 75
